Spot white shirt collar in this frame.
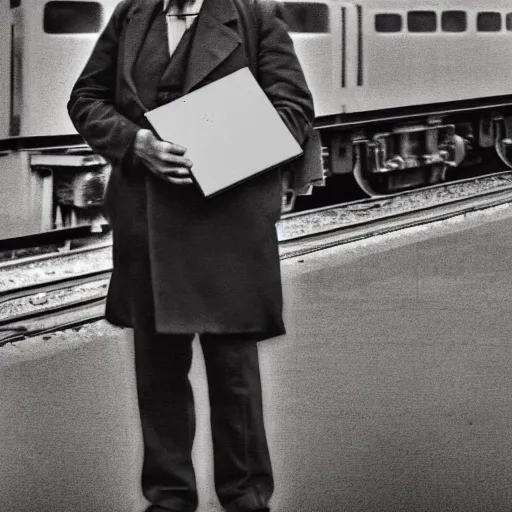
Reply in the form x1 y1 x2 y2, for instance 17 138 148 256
163 0 204 15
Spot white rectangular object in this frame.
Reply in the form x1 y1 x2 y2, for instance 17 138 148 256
144 67 303 197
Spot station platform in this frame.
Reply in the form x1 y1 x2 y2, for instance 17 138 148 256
3 205 512 512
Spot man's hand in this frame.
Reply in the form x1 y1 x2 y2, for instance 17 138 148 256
134 129 194 185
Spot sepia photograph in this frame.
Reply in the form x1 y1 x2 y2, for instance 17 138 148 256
2 0 512 510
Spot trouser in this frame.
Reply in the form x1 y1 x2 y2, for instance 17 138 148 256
133 329 274 512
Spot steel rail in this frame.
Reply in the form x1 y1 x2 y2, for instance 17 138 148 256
0 241 112 270
280 186 512 260
281 169 512 222
0 268 112 304
0 297 105 346
0 293 106 328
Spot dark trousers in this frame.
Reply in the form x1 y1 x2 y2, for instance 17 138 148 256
133 328 274 512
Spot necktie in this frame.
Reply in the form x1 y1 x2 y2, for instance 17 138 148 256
166 0 195 15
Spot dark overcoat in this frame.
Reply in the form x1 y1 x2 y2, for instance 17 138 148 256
67 0 315 339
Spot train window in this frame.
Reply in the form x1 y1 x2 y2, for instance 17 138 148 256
506 13 512 31
43 1 103 34
477 12 502 32
441 11 466 32
375 14 402 33
407 11 437 32
275 2 329 33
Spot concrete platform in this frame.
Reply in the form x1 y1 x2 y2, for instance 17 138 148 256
3 204 512 512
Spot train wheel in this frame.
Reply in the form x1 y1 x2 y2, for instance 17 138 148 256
495 138 512 169
353 160 385 198
354 162 448 196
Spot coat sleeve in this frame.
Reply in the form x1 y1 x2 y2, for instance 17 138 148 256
255 0 314 146
67 0 140 165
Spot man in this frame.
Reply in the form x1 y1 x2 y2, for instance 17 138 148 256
68 0 316 509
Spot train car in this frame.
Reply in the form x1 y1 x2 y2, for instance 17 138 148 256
3 0 512 240
0 0 118 239
283 0 512 196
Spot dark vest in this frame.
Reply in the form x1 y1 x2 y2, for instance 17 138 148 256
133 8 198 126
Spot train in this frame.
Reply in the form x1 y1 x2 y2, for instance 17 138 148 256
2 0 512 240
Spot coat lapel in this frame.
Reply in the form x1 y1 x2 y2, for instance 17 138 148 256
123 0 162 112
183 0 241 94
121 0 242 104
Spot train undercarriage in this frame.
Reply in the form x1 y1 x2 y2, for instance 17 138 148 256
312 102 512 207
0 138 110 243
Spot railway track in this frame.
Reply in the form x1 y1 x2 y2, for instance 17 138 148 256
2 170 512 346
0 241 112 270
0 270 109 345
0 268 112 304
280 170 512 258
0 295 105 345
